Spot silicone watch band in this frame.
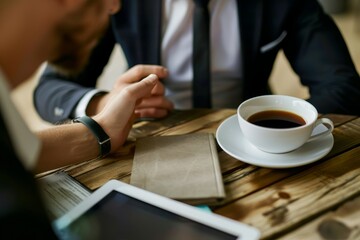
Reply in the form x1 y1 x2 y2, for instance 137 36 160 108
73 116 111 159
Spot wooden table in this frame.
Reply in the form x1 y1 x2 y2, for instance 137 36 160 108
62 109 360 239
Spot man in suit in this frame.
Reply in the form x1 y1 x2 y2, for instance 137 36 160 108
34 0 360 124
0 0 167 237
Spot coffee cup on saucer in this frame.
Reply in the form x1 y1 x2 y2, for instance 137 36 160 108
237 95 334 154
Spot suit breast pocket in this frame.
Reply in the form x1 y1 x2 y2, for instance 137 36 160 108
260 31 287 53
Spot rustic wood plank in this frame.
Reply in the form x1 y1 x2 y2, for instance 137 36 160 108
217 151 247 173
323 114 358 127
218 167 301 206
214 147 360 239
278 195 360 240
330 117 360 153
72 155 133 190
129 109 215 138
156 109 235 136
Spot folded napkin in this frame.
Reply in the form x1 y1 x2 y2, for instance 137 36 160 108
130 133 225 205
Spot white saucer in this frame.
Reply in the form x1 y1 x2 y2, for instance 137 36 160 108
216 115 334 168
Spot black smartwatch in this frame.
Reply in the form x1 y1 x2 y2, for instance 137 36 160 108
73 116 111 159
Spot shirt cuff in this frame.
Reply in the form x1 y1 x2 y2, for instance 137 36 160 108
72 89 107 118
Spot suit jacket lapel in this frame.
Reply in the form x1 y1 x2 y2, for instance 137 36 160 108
237 0 263 78
113 0 162 66
138 0 163 64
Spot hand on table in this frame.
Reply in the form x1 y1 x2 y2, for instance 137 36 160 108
93 74 162 152
89 65 174 119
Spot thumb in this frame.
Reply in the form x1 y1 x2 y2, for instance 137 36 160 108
127 74 159 99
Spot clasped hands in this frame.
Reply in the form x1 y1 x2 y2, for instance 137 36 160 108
89 65 173 119
91 65 174 151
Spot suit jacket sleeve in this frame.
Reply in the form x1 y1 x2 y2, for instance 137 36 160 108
34 25 117 123
283 0 360 115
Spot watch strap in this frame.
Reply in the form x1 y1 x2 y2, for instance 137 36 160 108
73 116 111 159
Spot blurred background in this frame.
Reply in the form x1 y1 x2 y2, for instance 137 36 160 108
11 0 360 131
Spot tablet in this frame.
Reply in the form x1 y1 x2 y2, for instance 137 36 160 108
53 180 260 240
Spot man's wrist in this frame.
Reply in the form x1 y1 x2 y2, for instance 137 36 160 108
86 92 109 116
71 90 107 118
73 116 111 159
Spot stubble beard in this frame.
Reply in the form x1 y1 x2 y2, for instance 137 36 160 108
48 7 109 77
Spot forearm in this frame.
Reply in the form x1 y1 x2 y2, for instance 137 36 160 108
35 123 99 173
86 92 110 116
34 74 160 174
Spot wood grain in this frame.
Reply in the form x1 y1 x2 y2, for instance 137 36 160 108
215 147 360 239
58 111 360 239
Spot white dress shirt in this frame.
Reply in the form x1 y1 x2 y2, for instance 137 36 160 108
0 69 40 170
73 0 242 117
162 0 242 109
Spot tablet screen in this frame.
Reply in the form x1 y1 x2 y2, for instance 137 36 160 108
58 190 238 240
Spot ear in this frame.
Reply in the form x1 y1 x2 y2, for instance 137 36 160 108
109 0 121 14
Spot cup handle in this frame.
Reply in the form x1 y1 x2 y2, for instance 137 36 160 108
307 118 334 143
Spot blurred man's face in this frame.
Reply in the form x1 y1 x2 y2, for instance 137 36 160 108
49 0 120 76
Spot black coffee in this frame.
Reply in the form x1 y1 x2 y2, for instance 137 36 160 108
247 110 306 128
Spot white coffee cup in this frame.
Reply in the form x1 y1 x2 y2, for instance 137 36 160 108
237 95 334 153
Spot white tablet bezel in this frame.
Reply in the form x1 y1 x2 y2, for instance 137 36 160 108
53 179 260 240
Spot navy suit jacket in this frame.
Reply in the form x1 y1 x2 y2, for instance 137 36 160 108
34 0 360 123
